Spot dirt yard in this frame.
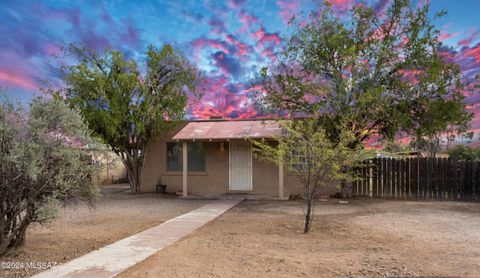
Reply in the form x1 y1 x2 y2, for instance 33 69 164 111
0 185 206 278
120 199 480 278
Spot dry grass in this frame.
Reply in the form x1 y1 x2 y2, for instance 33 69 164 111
0 185 206 277
120 199 480 278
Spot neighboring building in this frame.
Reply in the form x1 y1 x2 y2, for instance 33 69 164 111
62 135 128 185
90 150 128 185
140 119 340 198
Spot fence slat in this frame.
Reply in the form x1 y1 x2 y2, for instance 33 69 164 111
383 158 387 197
411 158 417 198
406 158 411 198
351 157 479 201
392 159 397 198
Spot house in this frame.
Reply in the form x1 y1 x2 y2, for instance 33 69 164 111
91 151 128 185
140 119 340 198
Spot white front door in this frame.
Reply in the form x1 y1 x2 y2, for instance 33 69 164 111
229 140 252 191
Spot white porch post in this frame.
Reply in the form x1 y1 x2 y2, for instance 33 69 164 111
278 160 284 199
182 141 188 197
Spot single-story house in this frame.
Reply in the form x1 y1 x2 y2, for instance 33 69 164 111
140 119 339 198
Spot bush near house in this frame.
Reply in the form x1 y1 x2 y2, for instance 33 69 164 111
0 94 99 256
447 145 480 160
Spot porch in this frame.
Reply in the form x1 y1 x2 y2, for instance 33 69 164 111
171 120 286 198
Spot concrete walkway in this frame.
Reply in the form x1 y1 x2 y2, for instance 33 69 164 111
33 199 242 278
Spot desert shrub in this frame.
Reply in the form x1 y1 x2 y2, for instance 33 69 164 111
0 94 99 256
447 145 480 160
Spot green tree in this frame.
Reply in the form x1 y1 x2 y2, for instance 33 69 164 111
447 145 480 160
382 141 409 154
252 119 361 233
260 0 471 148
407 80 473 157
0 93 99 256
61 45 199 194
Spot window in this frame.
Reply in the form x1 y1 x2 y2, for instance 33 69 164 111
166 142 206 171
291 149 312 171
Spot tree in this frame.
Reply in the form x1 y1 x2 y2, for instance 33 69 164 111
252 119 361 233
0 93 99 256
382 140 409 154
61 45 199 194
404 60 473 158
259 0 471 148
447 145 480 160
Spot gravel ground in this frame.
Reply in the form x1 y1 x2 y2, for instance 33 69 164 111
120 199 480 278
0 184 207 278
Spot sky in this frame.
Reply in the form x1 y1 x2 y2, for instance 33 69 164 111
1 0 480 132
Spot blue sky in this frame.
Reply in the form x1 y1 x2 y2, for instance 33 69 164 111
1 0 480 125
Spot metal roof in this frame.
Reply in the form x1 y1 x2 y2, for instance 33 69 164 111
172 120 283 141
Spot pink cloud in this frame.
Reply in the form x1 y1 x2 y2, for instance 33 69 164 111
439 31 460 42
458 28 480 47
227 0 245 9
252 27 282 48
326 0 355 11
44 43 61 56
277 0 301 25
261 48 278 61
0 69 37 91
191 38 231 56
189 77 260 119
238 10 258 33
463 43 480 63
398 69 423 85
225 35 250 56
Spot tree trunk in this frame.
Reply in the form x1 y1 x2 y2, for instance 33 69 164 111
122 153 143 194
340 180 352 199
126 164 141 194
304 197 314 234
0 212 32 256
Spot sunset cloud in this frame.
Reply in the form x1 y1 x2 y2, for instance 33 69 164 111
0 0 479 125
277 0 300 25
0 69 37 91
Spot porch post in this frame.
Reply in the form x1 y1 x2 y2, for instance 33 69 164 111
278 160 284 199
182 141 188 197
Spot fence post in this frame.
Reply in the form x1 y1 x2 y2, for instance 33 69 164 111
369 160 373 197
372 159 377 197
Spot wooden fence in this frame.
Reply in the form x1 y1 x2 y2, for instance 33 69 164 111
353 157 480 201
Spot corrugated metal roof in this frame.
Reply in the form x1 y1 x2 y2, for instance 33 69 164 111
172 120 283 140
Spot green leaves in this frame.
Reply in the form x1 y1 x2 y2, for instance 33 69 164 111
0 95 100 255
63 44 197 151
262 0 471 148
253 119 362 189
61 44 199 192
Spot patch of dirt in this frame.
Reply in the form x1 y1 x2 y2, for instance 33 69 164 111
120 199 480 278
0 185 206 277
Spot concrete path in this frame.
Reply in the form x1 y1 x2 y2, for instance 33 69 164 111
33 199 242 278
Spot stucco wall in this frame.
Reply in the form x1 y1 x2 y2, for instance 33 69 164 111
284 174 340 197
140 123 340 197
